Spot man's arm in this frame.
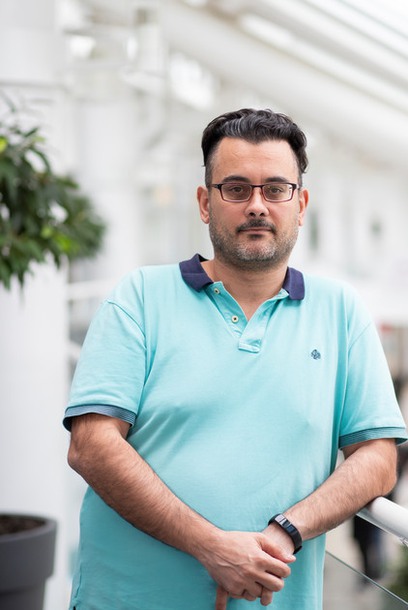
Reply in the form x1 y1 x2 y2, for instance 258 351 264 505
263 438 397 557
68 413 294 600
273 438 397 542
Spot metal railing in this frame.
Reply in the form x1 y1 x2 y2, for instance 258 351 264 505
325 498 408 608
358 497 408 547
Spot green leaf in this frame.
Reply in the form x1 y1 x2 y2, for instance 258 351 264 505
0 261 12 290
0 137 8 154
29 147 52 173
0 106 106 290
22 127 40 138
40 225 54 239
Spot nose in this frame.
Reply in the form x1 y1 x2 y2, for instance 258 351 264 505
244 186 270 217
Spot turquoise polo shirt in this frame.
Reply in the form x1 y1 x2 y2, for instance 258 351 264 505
64 254 407 610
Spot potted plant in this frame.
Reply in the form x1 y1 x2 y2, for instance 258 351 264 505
0 98 105 290
0 514 57 610
0 99 105 609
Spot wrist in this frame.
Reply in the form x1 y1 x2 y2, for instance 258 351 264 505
267 514 302 554
186 521 224 564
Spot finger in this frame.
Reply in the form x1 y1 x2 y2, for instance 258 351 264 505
261 537 296 565
241 582 263 599
228 582 262 602
215 586 229 610
261 588 274 606
256 571 285 593
228 589 256 601
243 590 258 602
260 554 293 580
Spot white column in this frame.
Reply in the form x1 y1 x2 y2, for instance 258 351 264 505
0 268 70 609
0 1 71 608
70 98 143 281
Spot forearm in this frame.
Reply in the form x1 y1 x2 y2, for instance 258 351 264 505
275 438 397 542
68 414 216 558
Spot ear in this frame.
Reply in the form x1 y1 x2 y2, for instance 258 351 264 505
197 185 210 224
298 188 309 227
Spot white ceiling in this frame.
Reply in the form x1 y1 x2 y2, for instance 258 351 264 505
61 0 408 167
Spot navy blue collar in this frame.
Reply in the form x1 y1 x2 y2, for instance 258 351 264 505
179 253 305 300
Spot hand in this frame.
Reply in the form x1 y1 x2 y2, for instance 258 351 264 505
195 530 294 606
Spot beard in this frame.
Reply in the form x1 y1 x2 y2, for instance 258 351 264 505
208 214 299 271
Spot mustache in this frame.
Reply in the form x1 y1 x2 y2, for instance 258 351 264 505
237 220 277 233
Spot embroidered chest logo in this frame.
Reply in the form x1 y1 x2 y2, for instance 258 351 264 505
311 349 321 360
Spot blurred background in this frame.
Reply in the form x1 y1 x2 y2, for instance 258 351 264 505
1 1 408 608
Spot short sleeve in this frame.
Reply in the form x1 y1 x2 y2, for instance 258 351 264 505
339 310 407 447
63 297 146 431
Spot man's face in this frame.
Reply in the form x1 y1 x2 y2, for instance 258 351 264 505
197 137 308 271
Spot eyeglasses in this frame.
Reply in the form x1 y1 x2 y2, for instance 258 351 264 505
211 182 299 203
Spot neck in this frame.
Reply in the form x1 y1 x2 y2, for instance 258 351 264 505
202 257 288 319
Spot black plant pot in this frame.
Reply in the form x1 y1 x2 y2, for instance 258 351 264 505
0 514 57 610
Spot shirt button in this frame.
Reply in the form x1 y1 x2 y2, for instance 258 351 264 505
214 288 220 294
231 315 239 323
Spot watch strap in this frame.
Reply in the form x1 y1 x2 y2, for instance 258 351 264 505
268 513 302 553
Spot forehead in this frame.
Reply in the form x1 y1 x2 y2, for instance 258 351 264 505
211 137 298 179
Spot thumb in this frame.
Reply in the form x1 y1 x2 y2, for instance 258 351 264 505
215 586 229 610
261 535 296 564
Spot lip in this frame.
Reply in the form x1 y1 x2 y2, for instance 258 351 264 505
239 227 273 233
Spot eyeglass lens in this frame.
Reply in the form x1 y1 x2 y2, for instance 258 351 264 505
220 183 294 202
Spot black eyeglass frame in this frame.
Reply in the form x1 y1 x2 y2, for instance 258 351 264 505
211 182 300 203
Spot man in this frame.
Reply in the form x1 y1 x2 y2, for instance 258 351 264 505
64 108 407 610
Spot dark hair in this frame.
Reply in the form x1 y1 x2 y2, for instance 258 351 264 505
201 108 308 186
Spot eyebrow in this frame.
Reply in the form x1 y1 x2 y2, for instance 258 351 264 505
220 175 294 183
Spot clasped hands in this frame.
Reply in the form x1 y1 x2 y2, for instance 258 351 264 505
197 527 296 610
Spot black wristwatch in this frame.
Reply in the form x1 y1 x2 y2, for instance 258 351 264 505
268 513 303 554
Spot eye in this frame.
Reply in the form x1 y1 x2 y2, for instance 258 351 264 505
266 184 285 195
224 183 246 194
